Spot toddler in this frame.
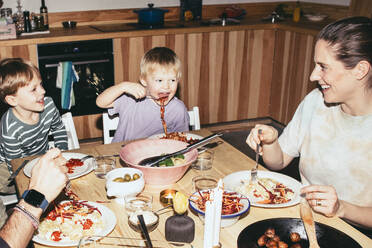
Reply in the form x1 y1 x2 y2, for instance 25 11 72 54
96 47 189 142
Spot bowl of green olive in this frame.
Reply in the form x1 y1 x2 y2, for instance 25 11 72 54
106 168 145 204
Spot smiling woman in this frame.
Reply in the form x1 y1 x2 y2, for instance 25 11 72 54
246 16 372 232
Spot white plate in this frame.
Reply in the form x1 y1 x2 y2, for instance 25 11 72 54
223 170 302 208
33 201 117 247
148 132 203 141
23 152 94 180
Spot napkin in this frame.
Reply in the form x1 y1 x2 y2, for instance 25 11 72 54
203 179 223 248
56 61 79 110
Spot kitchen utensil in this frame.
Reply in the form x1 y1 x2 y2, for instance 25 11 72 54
237 218 361 248
137 214 153 248
197 140 223 154
250 129 262 183
62 21 77 28
133 3 169 27
138 132 223 167
300 199 320 248
80 155 93 162
8 160 29 182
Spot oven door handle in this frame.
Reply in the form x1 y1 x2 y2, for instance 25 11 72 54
44 59 111 68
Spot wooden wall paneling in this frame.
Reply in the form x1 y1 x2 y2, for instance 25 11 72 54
270 30 316 125
348 0 372 17
174 34 186 102
207 32 224 124
73 114 102 140
185 33 203 113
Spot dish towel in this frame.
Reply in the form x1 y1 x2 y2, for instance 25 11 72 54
203 179 223 248
56 61 79 110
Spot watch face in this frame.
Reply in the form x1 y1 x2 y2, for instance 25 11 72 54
24 189 45 207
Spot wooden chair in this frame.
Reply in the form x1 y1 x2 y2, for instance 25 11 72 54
102 106 201 144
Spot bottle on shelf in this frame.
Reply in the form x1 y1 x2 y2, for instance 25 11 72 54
40 0 48 29
293 0 301 22
23 11 32 33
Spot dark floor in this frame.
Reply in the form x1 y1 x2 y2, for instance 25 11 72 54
205 117 301 182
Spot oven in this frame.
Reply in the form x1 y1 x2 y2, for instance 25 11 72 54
38 39 114 116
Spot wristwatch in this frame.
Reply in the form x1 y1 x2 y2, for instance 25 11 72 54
22 189 49 212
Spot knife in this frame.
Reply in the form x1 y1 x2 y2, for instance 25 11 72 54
8 160 29 182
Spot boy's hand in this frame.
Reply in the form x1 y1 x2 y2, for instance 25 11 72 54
122 82 146 99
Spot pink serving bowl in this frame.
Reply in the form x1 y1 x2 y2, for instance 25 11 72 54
120 139 198 185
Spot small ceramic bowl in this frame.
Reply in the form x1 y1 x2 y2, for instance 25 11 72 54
105 168 145 204
189 189 250 228
62 21 77 28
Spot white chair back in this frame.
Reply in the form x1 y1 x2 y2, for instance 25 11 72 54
103 112 119 144
102 106 200 144
188 106 201 130
51 112 80 150
48 112 80 150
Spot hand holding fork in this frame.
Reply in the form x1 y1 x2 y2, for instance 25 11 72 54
250 129 262 184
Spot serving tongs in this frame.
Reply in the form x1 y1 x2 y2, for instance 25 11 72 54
138 132 224 167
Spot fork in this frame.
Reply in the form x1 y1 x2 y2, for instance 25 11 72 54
250 129 262 183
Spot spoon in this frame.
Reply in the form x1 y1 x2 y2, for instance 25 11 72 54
137 214 153 248
138 132 224 167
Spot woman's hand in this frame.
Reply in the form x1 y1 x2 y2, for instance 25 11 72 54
246 124 278 153
122 82 146 99
301 185 341 217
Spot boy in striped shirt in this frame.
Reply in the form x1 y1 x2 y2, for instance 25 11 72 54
0 58 68 170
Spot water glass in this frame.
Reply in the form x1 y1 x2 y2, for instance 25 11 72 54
192 150 214 170
93 156 115 179
192 174 218 192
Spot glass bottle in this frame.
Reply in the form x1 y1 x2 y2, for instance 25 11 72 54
293 1 301 22
23 11 32 32
40 0 48 29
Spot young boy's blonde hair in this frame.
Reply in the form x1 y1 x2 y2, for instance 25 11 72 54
0 58 41 103
140 47 182 80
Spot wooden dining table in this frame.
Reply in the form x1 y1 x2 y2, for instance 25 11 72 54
11 129 372 248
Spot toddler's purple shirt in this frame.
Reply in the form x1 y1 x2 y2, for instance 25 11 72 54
108 94 189 142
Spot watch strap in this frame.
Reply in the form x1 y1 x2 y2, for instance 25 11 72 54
22 190 49 212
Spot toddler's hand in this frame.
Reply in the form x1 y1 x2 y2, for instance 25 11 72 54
122 82 146 99
246 124 278 153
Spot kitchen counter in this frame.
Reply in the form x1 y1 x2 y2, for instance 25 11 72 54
0 17 331 47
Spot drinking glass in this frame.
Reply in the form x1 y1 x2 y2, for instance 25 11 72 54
191 150 214 170
93 156 115 179
192 174 218 192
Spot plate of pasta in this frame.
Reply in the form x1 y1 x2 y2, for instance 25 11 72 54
23 152 94 180
33 200 116 247
223 170 302 208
